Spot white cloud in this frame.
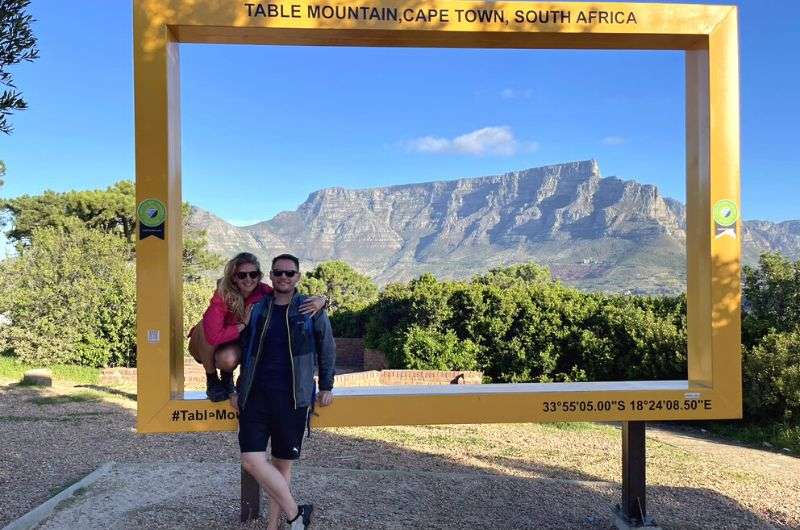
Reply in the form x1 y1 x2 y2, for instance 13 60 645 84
406 136 451 153
405 126 537 156
602 135 626 146
500 88 533 100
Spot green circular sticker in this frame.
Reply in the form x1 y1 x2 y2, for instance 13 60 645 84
137 199 166 227
713 199 738 227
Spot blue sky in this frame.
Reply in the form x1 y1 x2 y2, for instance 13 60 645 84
1 0 798 229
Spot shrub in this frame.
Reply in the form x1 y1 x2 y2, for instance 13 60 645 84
401 326 479 371
744 327 800 422
742 253 800 348
182 278 217 353
0 225 135 367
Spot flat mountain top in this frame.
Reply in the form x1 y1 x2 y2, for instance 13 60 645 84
190 160 799 294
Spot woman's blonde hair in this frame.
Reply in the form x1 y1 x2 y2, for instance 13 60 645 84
218 252 262 322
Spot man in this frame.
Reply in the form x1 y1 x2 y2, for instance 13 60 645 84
230 253 335 530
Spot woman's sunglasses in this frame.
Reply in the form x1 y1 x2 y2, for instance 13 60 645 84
234 271 261 280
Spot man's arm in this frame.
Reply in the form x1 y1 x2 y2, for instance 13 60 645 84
313 309 336 397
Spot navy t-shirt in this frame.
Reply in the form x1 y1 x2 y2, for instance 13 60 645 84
253 303 292 392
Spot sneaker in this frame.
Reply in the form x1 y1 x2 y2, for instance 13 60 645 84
288 504 313 529
206 377 228 402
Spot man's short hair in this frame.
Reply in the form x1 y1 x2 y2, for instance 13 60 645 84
272 253 300 270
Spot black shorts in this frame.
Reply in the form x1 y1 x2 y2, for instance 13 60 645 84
238 388 308 459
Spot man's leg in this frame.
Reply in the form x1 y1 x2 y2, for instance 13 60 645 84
241 452 299 523
265 458 293 530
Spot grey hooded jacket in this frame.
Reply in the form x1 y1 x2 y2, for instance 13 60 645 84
237 291 336 411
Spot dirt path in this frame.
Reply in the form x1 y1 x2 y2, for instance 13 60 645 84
1 380 797 529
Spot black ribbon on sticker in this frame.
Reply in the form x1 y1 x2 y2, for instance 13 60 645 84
139 223 165 240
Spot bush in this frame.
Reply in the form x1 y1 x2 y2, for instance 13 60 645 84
329 305 373 338
360 268 688 382
401 326 479 371
0 225 135 367
742 253 800 348
183 278 217 353
301 260 379 313
744 327 800 422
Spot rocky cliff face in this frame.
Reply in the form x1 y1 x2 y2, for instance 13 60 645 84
189 160 800 294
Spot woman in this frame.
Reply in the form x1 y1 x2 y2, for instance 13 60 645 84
188 252 326 401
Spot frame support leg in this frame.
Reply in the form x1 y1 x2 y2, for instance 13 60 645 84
241 467 261 522
615 421 659 529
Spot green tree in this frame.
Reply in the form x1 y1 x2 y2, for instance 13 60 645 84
0 159 5 187
743 327 800 422
401 326 479 371
1 181 137 245
300 261 378 337
0 225 136 366
743 253 800 348
473 262 551 288
0 181 223 366
0 181 222 279
301 260 378 312
359 264 689 382
1 0 39 134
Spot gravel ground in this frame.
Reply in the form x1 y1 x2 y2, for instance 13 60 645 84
1 381 798 529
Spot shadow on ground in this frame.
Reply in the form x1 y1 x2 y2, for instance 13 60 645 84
0 383 790 530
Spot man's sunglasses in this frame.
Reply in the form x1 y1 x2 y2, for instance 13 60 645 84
234 271 261 280
271 269 298 278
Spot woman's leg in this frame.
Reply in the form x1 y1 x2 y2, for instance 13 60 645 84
188 324 217 373
215 344 241 394
214 343 241 372
189 324 226 401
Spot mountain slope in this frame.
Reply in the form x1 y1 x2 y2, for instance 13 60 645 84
189 160 800 294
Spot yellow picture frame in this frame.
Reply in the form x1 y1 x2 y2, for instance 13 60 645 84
134 0 741 433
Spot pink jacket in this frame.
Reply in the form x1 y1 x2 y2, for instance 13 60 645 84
201 283 272 346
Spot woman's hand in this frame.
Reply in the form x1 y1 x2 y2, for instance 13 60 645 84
299 295 328 316
239 304 254 329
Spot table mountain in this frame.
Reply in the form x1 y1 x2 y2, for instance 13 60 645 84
188 160 800 294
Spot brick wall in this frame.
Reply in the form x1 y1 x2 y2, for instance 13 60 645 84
333 369 483 387
103 366 483 389
331 338 389 371
99 344 472 389
334 337 365 367
100 360 229 389
333 370 382 387
99 367 137 386
379 370 483 385
363 349 388 371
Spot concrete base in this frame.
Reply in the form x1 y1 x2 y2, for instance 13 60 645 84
2 463 112 530
614 513 663 530
21 369 52 387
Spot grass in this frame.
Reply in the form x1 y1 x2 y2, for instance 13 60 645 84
29 391 101 405
540 421 599 432
698 420 800 454
0 355 100 386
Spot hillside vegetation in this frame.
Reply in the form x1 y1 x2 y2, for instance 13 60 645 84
1 182 798 449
